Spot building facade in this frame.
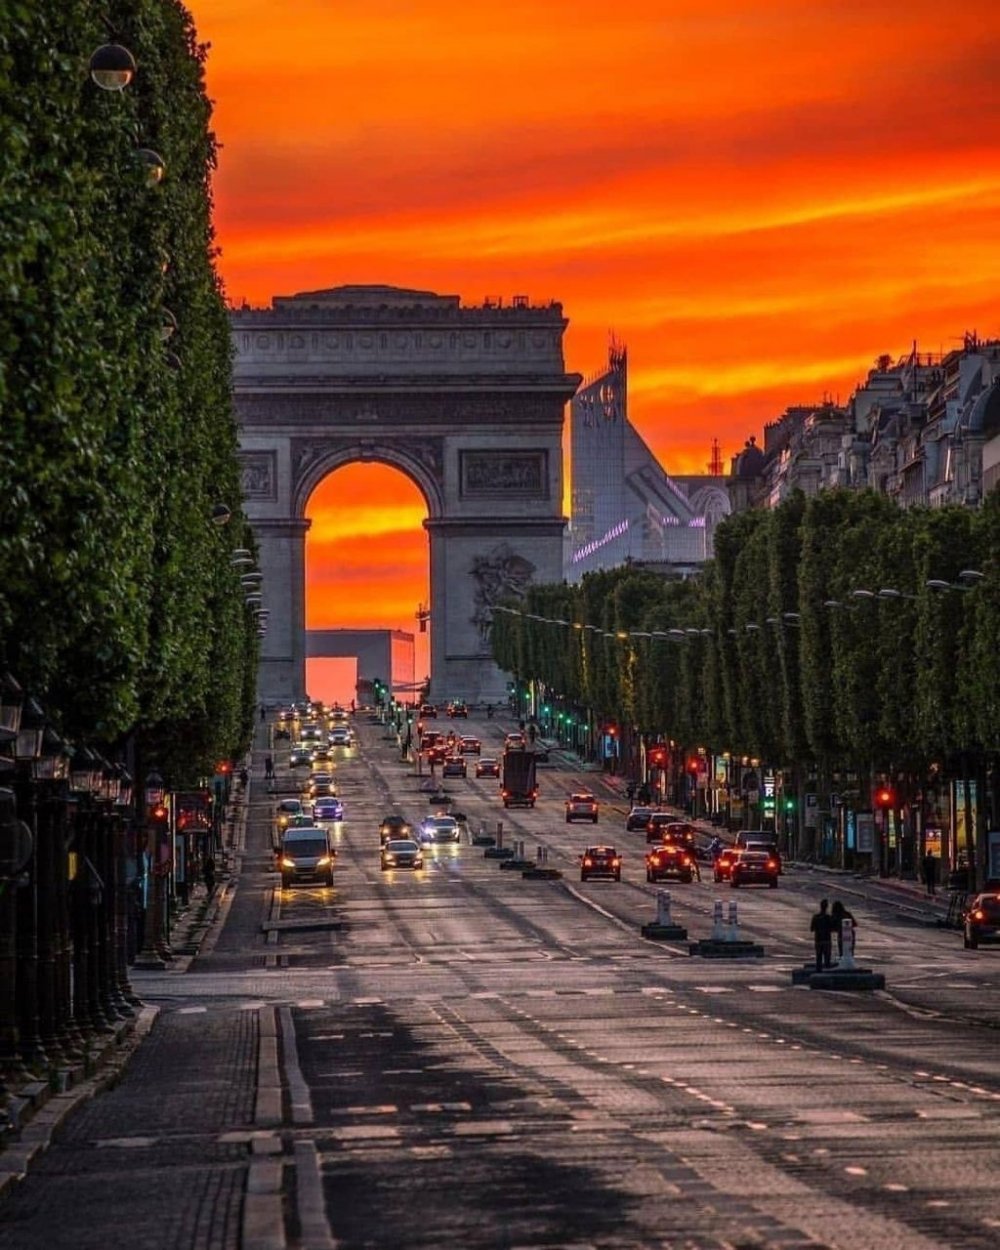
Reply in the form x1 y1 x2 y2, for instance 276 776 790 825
567 345 730 580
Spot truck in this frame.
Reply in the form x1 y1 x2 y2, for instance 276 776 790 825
501 749 538 808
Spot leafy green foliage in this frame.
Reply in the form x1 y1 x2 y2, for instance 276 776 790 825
0 1 255 782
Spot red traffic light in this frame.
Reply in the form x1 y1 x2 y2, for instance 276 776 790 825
687 758 700 774
875 787 894 808
216 761 232 775
151 804 168 820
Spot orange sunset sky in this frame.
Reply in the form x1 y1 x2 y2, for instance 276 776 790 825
187 0 1000 700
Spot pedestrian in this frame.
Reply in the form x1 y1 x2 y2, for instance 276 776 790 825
830 899 856 958
809 897 836 971
239 766 249 790
203 854 217 899
626 780 636 803
486 704 493 719
922 851 937 897
260 704 266 722
264 754 274 779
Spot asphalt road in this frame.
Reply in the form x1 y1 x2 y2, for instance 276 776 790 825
4 709 999 1250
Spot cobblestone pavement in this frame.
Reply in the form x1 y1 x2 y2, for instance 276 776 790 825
4 709 1000 1249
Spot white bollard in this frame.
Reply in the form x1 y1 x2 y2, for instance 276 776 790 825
726 900 740 943
838 921 857 970
656 890 672 927
711 899 726 942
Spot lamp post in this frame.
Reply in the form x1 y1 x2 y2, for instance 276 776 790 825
134 769 167 970
13 698 49 1069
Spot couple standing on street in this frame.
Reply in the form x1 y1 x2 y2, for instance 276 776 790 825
810 898 856 971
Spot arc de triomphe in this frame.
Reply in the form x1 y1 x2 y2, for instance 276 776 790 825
231 285 581 707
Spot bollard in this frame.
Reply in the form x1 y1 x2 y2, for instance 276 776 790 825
838 920 857 970
479 820 487 838
656 890 672 927
726 900 740 943
537 844 543 863
711 899 726 942
542 846 548 864
496 821 504 848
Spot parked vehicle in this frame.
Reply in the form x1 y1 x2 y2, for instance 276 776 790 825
501 749 537 808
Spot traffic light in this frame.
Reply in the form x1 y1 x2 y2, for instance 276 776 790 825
875 786 895 809
648 745 667 768
687 757 699 774
784 798 795 812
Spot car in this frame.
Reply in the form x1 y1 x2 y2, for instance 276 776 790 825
275 798 305 832
504 732 526 750
286 813 317 829
646 812 688 844
289 745 312 768
381 839 424 871
280 826 335 887
734 832 783 872
565 792 599 823
379 814 412 845
313 796 344 822
729 849 779 888
658 820 697 851
447 701 468 718
475 757 500 779
425 743 448 765
441 755 467 778
275 724 291 740
963 894 1000 949
420 704 438 718
310 745 332 764
299 724 323 742
460 736 481 755
308 771 334 798
645 842 696 883
626 806 653 832
580 845 622 882
329 726 353 747
713 847 739 883
419 814 461 843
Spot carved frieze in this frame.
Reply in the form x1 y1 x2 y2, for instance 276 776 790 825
290 435 444 493
460 450 548 498
239 451 277 501
469 544 536 651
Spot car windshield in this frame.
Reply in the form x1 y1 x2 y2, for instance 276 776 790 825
973 896 1000 919
431 819 456 830
284 837 327 857
589 847 616 857
278 801 302 813
387 840 418 852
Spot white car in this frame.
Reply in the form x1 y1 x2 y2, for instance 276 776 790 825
329 726 353 747
419 815 461 844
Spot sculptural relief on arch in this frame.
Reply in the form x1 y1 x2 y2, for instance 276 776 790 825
231 285 581 706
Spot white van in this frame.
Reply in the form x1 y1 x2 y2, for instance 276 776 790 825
280 825 335 888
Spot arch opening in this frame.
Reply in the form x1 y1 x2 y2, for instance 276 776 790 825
305 462 429 707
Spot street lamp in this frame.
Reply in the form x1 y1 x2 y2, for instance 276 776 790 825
210 502 231 526
88 42 136 91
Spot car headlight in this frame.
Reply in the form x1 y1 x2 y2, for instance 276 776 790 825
316 856 331 867
281 856 296 868
384 856 396 865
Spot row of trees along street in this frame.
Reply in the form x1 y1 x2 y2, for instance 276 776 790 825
0 3 257 1102
491 489 1000 885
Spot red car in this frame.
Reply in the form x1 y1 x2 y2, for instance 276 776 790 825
713 848 739 883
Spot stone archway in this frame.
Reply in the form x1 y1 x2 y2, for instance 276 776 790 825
232 285 581 706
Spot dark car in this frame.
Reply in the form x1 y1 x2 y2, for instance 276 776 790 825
713 847 739 883
460 736 481 755
475 757 500 779
447 701 468 718
420 704 438 718
735 830 783 873
645 842 695 883
441 755 467 778
580 846 622 882
379 814 411 845
660 821 697 851
730 849 779 888
626 806 653 832
963 894 1000 949
381 839 424 871
646 812 680 843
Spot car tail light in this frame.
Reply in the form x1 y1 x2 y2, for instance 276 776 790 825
974 909 985 920
767 859 777 869
612 858 620 867
583 857 593 866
